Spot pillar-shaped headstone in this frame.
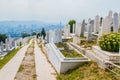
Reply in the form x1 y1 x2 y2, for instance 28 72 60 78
94 15 100 34
0 42 4 54
101 13 112 35
73 36 79 44
75 23 81 36
73 24 75 33
46 31 49 43
80 20 85 37
87 21 92 42
5 38 10 51
113 12 119 32
108 10 112 17
64 24 70 37
14 41 17 48
119 12 120 28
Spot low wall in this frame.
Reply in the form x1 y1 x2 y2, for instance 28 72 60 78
46 43 89 73
93 46 120 63
86 50 106 69
84 32 98 39
69 42 86 54
41 44 47 56
69 42 106 69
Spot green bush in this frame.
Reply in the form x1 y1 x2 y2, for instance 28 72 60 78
99 32 120 52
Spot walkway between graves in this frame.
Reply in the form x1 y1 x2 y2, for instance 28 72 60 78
0 41 32 80
34 40 56 80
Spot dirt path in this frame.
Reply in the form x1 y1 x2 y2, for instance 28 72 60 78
15 40 36 80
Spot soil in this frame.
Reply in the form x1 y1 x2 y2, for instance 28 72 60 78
15 41 36 80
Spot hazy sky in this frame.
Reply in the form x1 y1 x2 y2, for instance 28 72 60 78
0 0 120 24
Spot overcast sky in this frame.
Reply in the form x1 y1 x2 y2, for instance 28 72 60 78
0 0 120 24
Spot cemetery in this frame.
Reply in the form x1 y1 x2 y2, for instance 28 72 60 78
0 10 120 80
0 37 30 59
42 29 89 73
54 12 120 80
29 10 120 80
0 36 31 69
38 11 120 78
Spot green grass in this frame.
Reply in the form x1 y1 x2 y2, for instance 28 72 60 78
55 42 67 48
119 28 120 33
60 50 83 58
39 44 42 48
78 39 97 49
62 38 73 42
0 47 22 69
18 65 24 72
79 36 86 40
33 74 37 79
27 39 31 44
57 61 120 80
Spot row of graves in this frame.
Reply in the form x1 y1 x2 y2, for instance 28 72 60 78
63 11 120 75
39 29 90 74
0 37 30 59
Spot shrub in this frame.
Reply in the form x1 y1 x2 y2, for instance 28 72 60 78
99 32 120 52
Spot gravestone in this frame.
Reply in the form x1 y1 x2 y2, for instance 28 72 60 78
0 42 4 54
14 41 17 48
80 20 85 37
5 38 9 51
73 24 75 33
55 29 62 43
75 23 81 36
87 21 92 42
64 24 70 37
47 29 62 43
90 20 94 32
119 12 120 28
46 31 49 43
73 36 80 44
113 12 119 32
101 11 113 35
94 15 100 34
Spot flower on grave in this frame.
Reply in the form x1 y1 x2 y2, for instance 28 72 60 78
99 32 120 52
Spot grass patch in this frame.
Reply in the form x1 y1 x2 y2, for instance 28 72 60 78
0 47 22 69
62 38 73 42
33 74 37 79
18 65 24 72
79 36 86 40
39 44 42 48
57 61 120 80
55 42 67 48
60 50 83 58
78 39 97 49
27 39 31 44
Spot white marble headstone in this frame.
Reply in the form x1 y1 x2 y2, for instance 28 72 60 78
94 15 100 33
113 12 119 32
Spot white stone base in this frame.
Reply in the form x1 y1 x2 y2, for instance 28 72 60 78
93 46 120 63
46 43 89 73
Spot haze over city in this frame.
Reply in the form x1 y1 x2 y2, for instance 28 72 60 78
0 0 120 23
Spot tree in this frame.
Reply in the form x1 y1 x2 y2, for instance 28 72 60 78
41 28 46 39
37 33 41 38
68 20 76 33
32 32 36 36
21 33 30 38
100 17 103 26
0 34 7 43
